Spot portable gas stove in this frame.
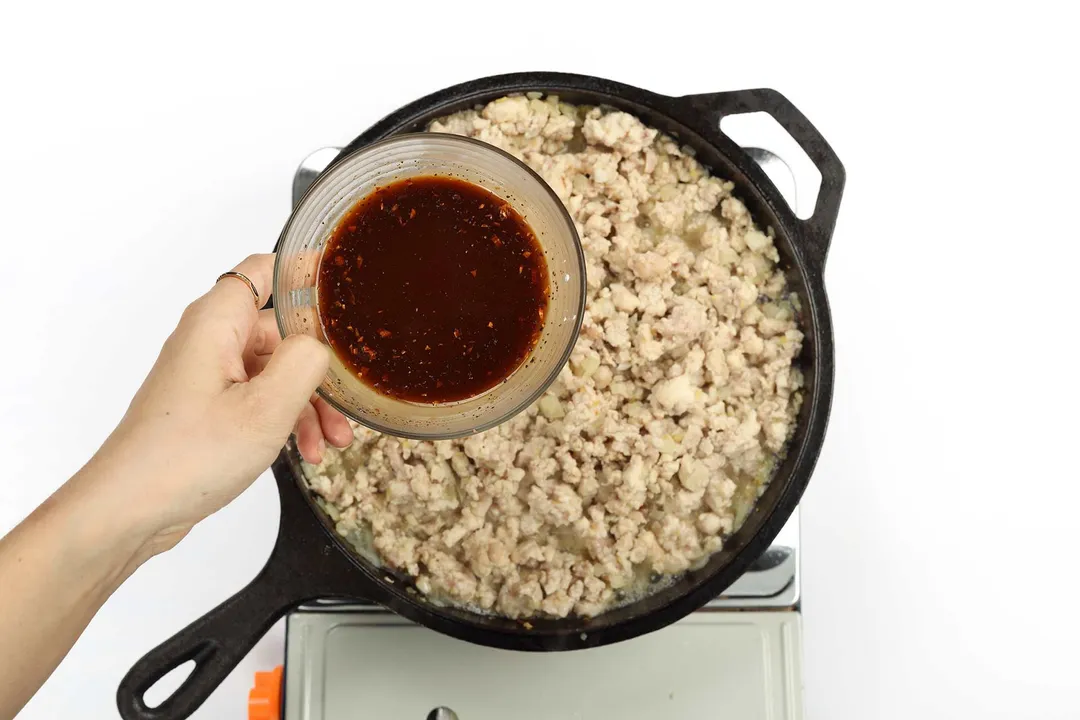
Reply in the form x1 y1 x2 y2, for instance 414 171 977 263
249 143 806 720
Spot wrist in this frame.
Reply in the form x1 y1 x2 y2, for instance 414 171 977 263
62 453 174 571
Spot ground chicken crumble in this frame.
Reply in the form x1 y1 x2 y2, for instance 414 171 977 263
303 95 805 619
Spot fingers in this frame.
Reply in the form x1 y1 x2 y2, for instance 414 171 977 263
314 396 354 448
242 318 352 456
240 334 329 450
209 253 274 346
244 351 272 379
180 254 276 357
244 309 282 359
294 402 325 464
212 253 274 313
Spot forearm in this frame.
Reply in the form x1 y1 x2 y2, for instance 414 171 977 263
0 464 151 719
0 253 336 718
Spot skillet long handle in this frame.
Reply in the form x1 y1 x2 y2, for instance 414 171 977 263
115 559 297 720
117 450 387 720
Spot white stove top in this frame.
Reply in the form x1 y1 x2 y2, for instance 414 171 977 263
283 611 801 720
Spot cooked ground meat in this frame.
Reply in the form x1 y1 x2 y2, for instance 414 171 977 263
303 95 804 619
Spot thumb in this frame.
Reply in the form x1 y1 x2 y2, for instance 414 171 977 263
243 334 330 434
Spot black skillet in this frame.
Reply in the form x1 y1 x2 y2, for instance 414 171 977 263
117 72 844 720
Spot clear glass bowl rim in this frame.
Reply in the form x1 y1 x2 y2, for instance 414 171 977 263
273 132 587 440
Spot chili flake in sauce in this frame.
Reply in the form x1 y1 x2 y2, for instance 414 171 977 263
318 176 550 404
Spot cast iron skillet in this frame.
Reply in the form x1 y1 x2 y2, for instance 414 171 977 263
117 72 844 720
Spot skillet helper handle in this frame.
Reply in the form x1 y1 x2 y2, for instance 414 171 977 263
116 565 294 720
682 88 846 267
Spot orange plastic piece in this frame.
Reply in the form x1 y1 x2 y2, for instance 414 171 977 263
248 665 283 720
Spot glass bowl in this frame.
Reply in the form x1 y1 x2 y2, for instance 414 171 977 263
273 133 585 440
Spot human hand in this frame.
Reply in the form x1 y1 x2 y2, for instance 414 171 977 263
86 253 353 557
0 253 356 717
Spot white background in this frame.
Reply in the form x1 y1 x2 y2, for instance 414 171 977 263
2 2 1078 719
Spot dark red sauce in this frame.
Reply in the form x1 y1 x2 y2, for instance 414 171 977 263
318 176 550 404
